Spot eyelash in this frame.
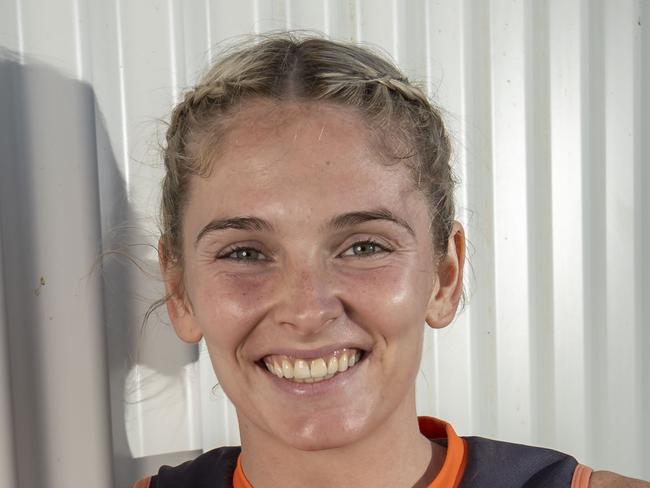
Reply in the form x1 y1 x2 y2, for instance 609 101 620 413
217 239 391 263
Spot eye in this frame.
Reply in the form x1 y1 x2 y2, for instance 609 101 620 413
218 246 267 262
340 239 391 258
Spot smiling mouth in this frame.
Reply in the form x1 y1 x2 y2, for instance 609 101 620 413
260 348 365 383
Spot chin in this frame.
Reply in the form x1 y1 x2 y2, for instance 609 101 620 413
277 412 369 451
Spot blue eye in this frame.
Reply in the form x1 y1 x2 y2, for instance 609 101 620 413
220 247 266 261
341 240 389 258
218 240 390 262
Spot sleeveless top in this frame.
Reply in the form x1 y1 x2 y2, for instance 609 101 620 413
131 416 593 488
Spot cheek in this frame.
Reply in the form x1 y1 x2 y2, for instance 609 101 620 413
188 271 272 354
340 265 430 385
339 263 431 335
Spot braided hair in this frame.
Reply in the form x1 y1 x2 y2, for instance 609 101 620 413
160 33 455 269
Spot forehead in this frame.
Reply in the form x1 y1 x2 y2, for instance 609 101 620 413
186 101 425 229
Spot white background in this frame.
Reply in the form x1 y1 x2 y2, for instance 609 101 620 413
0 1 648 486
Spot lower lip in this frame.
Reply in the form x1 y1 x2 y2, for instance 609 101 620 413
258 353 369 397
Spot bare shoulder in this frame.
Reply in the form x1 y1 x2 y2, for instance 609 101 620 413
590 471 650 487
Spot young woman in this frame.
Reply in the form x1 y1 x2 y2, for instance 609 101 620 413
131 34 646 488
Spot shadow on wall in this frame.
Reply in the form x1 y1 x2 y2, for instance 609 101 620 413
0 51 199 488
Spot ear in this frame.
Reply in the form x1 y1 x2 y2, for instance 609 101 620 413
425 221 466 329
158 239 203 344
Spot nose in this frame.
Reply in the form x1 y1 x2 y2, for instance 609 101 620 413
270 260 343 335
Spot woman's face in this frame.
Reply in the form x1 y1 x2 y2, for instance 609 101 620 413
168 101 451 451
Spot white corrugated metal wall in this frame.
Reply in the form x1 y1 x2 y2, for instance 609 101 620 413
0 1 648 486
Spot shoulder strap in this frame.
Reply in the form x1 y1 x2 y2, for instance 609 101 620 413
571 464 593 488
459 436 579 487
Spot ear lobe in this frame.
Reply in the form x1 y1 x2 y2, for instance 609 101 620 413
425 222 466 329
164 292 203 343
159 240 203 344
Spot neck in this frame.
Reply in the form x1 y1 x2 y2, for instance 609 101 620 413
238 391 446 488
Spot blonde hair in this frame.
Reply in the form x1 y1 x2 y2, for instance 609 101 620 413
160 32 455 270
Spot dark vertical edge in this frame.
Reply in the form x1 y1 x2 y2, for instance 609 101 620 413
87 0 146 483
0 57 47 488
81 66 116 488
463 0 498 437
81 2 118 486
0 50 23 488
636 0 649 480
583 0 608 468
0 242 17 488
524 0 556 449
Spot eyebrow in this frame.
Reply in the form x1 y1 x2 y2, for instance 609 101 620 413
195 217 273 248
325 207 415 237
194 207 414 248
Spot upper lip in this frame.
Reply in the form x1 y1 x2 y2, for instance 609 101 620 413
256 344 370 360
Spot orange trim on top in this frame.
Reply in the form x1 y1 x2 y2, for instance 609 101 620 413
418 416 467 488
571 464 593 488
233 416 466 488
130 477 152 488
233 454 252 488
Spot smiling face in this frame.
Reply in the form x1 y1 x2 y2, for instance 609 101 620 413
163 100 460 452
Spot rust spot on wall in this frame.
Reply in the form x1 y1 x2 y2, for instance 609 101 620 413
34 276 46 296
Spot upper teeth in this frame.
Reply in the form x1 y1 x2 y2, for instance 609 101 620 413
263 348 362 383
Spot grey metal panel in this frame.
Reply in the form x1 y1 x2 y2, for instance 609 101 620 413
0 176 18 488
0 59 114 487
548 0 589 463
